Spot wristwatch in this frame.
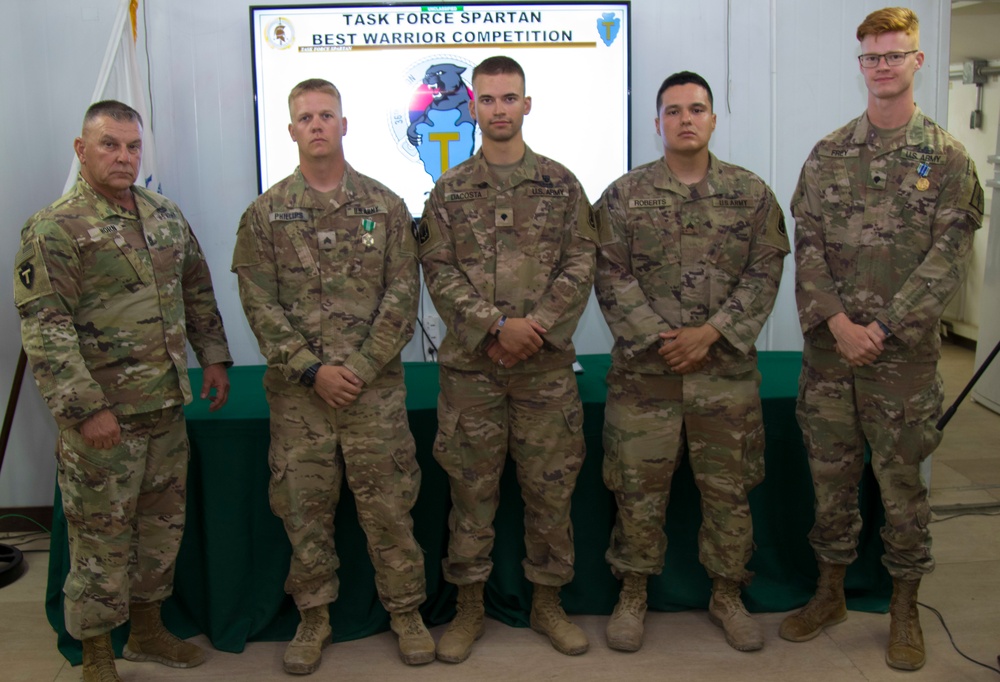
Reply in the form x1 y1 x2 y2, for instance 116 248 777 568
300 363 321 387
493 315 507 337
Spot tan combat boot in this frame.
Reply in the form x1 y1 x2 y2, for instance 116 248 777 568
82 633 122 682
530 584 589 655
123 600 205 668
437 582 485 663
389 609 435 665
606 573 647 652
708 578 764 652
283 605 331 675
886 578 925 670
779 563 848 642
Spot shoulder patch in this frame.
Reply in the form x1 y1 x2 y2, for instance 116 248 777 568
415 214 444 257
413 217 430 246
757 203 791 253
594 202 617 246
13 236 54 306
231 210 263 270
970 170 985 217
576 203 598 243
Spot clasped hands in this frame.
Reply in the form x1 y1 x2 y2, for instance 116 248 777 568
485 317 548 369
658 324 721 374
827 312 887 367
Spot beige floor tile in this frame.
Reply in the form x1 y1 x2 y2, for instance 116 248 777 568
946 460 1000 487
931 461 975 489
928 514 1000 564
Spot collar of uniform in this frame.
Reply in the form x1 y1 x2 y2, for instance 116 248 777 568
291 164 358 214
76 173 144 220
652 152 727 200
468 144 540 190
851 107 927 150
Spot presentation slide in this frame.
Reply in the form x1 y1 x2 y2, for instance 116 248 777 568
251 2 631 216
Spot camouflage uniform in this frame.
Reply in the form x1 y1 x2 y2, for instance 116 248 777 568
232 166 426 612
793 109 983 579
418 147 596 586
595 155 788 583
13 176 232 638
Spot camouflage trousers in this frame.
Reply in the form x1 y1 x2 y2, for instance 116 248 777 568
603 369 764 583
797 344 941 579
266 375 426 613
434 364 585 586
58 405 188 639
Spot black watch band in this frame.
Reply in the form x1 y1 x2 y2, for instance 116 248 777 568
300 363 322 387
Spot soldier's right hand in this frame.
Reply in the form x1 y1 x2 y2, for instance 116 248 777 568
493 317 546 360
78 409 121 450
314 365 364 408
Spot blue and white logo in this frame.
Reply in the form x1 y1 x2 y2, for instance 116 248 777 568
596 12 620 47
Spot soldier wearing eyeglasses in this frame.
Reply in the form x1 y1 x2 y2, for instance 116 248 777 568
782 7 983 671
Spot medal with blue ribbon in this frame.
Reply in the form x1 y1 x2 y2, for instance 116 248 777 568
916 163 930 191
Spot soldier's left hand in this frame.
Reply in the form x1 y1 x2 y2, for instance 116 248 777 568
659 325 721 374
201 363 231 411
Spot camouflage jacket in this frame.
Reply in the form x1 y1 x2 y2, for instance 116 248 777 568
14 176 232 430
232 166 418 393
417 146 597 372
793 108 983 361
595 155 789 376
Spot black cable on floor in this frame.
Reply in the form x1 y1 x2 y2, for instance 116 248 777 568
918 601 1000 675
930 510 1000 523
3 531 50 548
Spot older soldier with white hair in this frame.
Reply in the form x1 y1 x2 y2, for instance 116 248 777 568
14 100 232 682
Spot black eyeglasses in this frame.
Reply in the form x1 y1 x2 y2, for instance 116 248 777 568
858 51 918 68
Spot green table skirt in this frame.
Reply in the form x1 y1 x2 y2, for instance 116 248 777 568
47 353 890 663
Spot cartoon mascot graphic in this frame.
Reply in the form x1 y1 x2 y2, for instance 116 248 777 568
406 63 476 181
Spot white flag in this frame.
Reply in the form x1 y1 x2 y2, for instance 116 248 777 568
63 0 159 195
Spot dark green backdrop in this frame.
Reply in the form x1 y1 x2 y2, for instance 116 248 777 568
46 353 890 663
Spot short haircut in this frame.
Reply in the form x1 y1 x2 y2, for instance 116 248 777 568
472 55 525 90
856 7 919 42
656 71 714 113
288 78 342 114
83 100 142 131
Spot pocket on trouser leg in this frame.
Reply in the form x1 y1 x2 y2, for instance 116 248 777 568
903 373 944 463
57 431 115 526
267 452 291 520
742 422 765 492
62 571 127 639
601 426 642 493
